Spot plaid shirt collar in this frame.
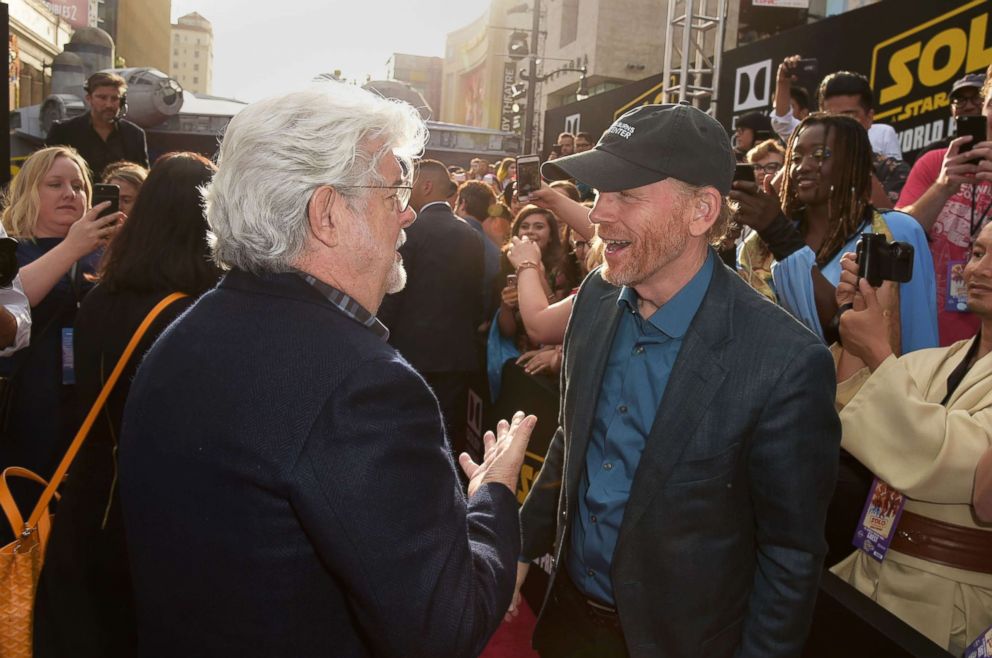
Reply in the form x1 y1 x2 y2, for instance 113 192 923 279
293 271 389 342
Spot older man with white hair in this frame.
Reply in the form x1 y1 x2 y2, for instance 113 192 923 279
117 82 534 657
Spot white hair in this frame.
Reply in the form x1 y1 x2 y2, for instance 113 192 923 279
203 82 427 273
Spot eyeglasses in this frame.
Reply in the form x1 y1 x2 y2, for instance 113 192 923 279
751 162 782 174
951 95 984 108
336 185 413 213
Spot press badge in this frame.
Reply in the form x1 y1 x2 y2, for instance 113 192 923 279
964 623 992 658
946 260 969 312
852 478 906 562
61 328 75 385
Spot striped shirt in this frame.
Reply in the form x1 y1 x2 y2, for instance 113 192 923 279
294 271 389 342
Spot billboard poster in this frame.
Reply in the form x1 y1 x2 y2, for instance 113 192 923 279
545 0 990 162
717 0 991 161
44 0 89 29
461 65 486 127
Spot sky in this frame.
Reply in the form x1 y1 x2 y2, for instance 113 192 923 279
170 0 493 102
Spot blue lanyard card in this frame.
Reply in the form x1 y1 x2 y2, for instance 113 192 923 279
61 327 75 385
852 477 906 562
964 624 992 658
946 260 969 313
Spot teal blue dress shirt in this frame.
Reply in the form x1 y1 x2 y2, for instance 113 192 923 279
567 251 714 604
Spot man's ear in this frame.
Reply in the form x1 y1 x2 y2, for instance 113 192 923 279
307 186 342 248
687 187 721 238
421 179 432 197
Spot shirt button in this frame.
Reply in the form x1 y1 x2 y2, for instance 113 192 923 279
634 346 645 355
587 569 595 577
603 463 613 471
590 514 597 523
618 404 628 414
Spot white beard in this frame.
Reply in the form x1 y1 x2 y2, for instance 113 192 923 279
384 229 407 294
385 260 407 294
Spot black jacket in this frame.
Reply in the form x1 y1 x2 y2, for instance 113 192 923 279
378 201 486 374
118 270 518 657
45 113 149 178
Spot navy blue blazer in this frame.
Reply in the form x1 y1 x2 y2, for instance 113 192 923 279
520 256 841 658
119 270 519 657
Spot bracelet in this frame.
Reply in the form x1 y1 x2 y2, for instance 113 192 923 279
515 260 540 274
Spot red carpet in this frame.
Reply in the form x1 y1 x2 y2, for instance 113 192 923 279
480 599 540 658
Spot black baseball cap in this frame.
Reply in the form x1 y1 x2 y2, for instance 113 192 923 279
542 103 736 195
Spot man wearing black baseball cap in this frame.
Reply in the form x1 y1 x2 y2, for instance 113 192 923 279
513 103 840 657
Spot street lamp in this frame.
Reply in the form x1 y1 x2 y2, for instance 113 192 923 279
503 0 588 153
518 65 588 151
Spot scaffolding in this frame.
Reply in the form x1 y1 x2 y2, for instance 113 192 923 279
660 0 728 116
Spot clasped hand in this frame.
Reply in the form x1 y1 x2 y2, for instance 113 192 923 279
506 235 542 269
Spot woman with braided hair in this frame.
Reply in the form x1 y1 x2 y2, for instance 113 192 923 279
732 113 937 355
732 113 939 568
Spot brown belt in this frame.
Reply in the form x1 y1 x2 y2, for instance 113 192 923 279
890 510 992 575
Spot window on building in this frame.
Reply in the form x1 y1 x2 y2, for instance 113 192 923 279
194 63 199 71
194 52 200 58
174 49 178 56
194 77 199 84
560 0 579 47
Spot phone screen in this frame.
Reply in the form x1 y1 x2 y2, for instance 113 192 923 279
734 163 756 183
92 184 120 218
957 115 988 154
516 156 541 200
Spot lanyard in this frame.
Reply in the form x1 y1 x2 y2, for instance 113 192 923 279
970 183 992 239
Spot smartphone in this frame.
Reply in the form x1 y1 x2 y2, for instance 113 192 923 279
92 183 120 218
506 274 518 288
792 57 819 76
956 115 988 154
516 155 541 202
734 163 756 184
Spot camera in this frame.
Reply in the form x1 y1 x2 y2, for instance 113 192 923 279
856 233 914 287
0 238 18 288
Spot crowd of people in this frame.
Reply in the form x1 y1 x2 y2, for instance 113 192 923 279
0 56 989 658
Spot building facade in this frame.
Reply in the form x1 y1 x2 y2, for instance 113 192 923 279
7 0 75 109
386 53 443 120
170 12 213 94
440 0 530 129
91 0 171 70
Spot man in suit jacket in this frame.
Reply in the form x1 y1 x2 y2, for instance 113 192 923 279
378 159 486 455
512 104 842 657
45 72 149 179
118 82 534 657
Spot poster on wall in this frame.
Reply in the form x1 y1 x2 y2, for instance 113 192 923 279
461 65 486 127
